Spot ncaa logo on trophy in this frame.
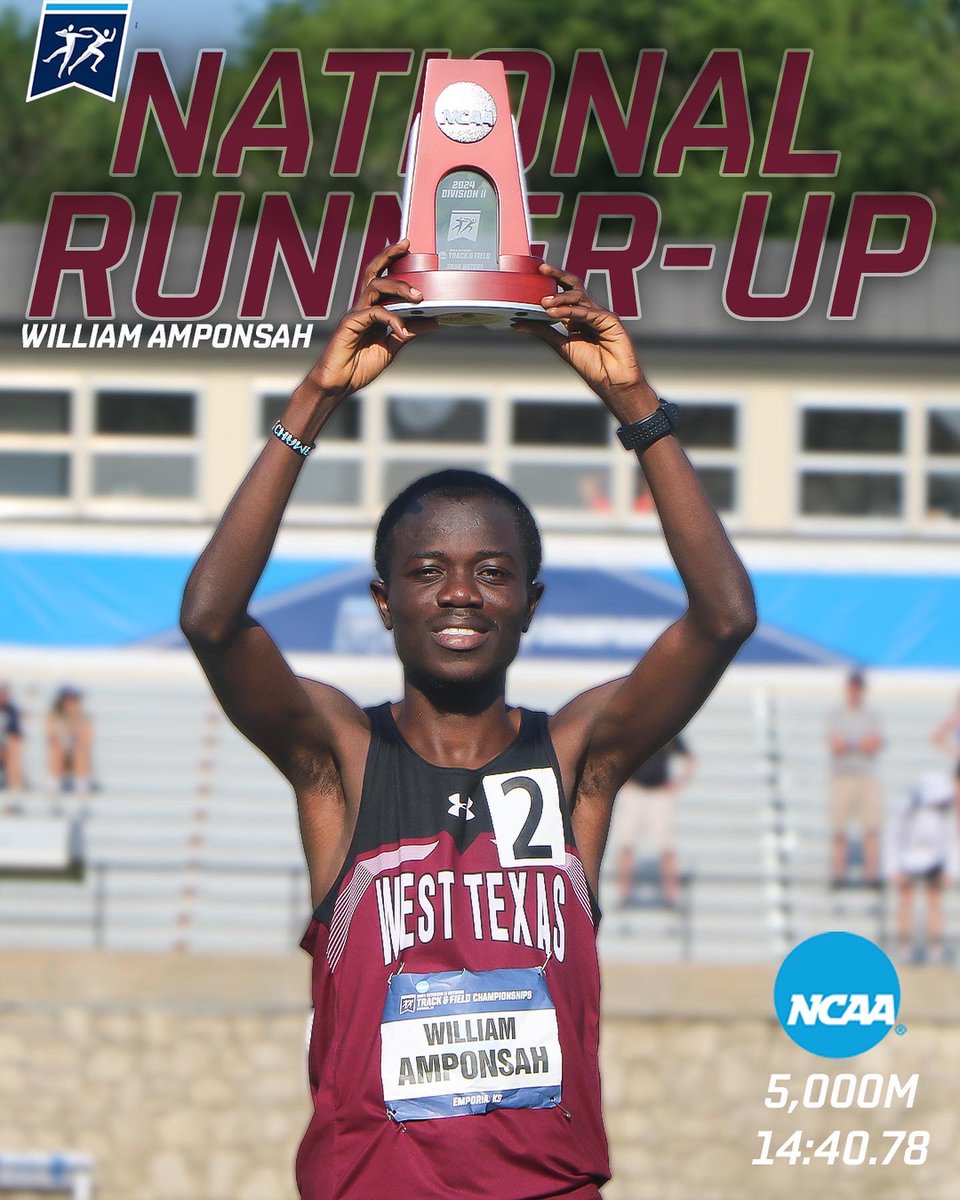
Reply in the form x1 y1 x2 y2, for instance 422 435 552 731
27 1 133 103
383 60 558 328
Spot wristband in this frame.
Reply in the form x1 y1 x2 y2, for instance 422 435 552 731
616 398 679 454
272 420 315 457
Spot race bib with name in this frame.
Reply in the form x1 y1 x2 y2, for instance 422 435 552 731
380 966 563 1121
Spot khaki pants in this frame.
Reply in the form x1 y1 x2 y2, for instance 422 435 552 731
613 782 674 855
830 773 882 833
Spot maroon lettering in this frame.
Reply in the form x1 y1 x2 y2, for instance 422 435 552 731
134 192 242 319
325 50 414 176
28 194 134 319
214 51 311 176
352 191 402 301
760 51 840 176
553 49 665 177
829 194 935 319
398 50 453 174
724 192 833 320
240 192 352 319
112 50 224 176
564 193 660 318
656 49 752 176
476 49 554 168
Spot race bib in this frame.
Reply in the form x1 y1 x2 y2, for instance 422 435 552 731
380 966 563 1121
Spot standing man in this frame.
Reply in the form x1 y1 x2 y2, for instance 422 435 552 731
613 734 695 908
180 242 756 1199
827 670 884 887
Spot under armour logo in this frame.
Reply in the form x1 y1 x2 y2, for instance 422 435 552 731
447 792 474 821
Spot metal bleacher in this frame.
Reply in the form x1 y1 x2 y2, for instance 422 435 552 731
1 671 958 962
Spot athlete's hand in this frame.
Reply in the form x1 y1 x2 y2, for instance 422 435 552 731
308 241 438 400
512 264 652 423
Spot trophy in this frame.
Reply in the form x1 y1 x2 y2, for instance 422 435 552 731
383 59 556 327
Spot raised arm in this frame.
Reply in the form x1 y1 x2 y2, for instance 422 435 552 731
516 266 756 872
180 242 433 789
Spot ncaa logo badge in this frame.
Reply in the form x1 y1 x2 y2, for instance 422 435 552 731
27 1 133 102
774 931 900 1058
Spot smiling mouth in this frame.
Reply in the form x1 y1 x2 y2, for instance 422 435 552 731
431 627 490 651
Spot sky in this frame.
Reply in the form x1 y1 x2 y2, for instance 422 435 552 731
5 0 267 76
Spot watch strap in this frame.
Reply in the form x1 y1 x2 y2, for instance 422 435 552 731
616 399 679 453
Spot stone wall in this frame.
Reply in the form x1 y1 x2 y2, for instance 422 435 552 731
0 953 957 1200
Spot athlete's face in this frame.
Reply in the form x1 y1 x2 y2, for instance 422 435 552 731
370 494 543 690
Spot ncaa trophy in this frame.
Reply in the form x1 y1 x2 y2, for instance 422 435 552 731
384 59 557 327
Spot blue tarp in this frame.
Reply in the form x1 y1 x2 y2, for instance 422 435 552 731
1 548 956 666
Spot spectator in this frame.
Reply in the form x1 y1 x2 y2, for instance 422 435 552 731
46 686 95 794
0 682 25 792
887 771 960 964
827 670 884 887
613 735 695 907
931 692 960 808
576 471 613 513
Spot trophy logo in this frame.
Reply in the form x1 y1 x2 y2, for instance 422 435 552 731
384 59 556 328
434 82 498 143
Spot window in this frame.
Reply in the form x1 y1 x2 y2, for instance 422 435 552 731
678 403 737 450
925 406 960 522
260 394 361 442
511 399 608 447
387 396 485 443
90 387 200 504
797 398 906 521
0 451 70 496
510 464 611 510
0 388 73 500
381 395 488 506
802 409 902 454
0 389 70 432
670 399 740 516
92 454 195 498
384 458 486 499
507 396 611 513
291 461 362 506
95 390 195 435
260 392 364 510
801 472 902 517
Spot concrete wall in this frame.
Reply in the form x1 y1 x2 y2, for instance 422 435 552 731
0 952 957 1200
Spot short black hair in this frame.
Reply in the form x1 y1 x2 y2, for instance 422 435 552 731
374 469 542 585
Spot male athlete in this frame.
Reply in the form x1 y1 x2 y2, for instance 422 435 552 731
181 241 756 1199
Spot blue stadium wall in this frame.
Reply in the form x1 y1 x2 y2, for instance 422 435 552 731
2 545 958 668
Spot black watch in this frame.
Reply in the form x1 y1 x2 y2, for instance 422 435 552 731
616 398 679 453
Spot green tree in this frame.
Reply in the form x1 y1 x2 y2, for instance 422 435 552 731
0 0 957 238
0 11 121 217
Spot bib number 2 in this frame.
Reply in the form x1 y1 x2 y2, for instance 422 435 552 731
482 767 565 868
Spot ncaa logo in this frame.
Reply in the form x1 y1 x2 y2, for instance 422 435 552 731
773 931 900 1058
27 1 133 102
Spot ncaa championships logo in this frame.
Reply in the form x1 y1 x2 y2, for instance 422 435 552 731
434 82 498 143
27 1 133 102
774 931 901 1058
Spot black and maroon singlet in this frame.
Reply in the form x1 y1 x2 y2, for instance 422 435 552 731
296 702 609 1199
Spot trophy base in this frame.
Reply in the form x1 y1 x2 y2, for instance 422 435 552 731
385 298 554 329
382 262 557 329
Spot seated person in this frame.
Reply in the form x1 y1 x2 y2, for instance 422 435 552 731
0 682 25 792
46 686 96 794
